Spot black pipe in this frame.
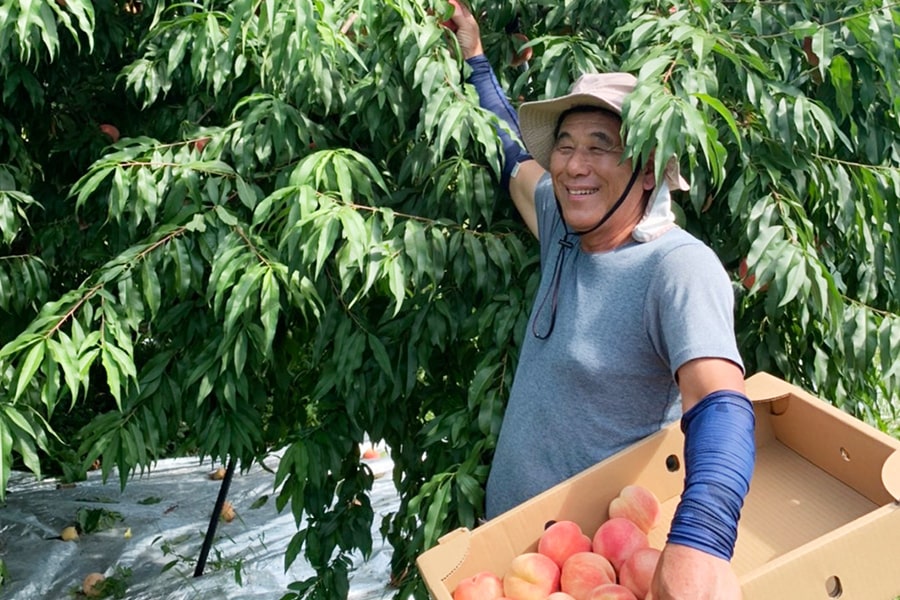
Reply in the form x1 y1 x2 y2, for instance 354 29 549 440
194 458 237 577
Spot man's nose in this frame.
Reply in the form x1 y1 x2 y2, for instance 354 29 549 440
564 147 592 175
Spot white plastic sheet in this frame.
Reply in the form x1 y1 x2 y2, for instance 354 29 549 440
0 447 404 599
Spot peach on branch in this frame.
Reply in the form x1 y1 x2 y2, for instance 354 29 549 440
453 570 504 600
441 0 460 31
503 552 561 600
538 520 593 568
559 551 615 600
592 517 649 574
607 485 661 534
99 123 120 142
618 547 661 600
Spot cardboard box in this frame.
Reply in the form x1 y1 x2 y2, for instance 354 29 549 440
416 372 900 599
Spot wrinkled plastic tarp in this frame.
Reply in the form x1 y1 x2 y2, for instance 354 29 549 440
0 447 404 600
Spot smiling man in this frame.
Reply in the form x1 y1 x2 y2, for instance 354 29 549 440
449 5 756 600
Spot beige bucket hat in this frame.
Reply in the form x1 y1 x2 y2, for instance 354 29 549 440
518 72 690 191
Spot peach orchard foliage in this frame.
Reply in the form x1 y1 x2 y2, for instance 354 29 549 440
2 1 900 599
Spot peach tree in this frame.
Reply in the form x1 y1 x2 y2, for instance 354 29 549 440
1 0 899 598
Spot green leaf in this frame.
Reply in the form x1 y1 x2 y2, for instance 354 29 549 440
14 341 45 402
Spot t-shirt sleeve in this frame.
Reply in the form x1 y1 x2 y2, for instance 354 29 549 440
645 241 745 376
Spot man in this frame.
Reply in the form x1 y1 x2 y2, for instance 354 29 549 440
448 5 756 600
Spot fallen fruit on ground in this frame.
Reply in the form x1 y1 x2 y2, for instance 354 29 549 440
503 552 561 600
453 570 504 600
559 551 616 600
607 485 661 534
538 520 592 568
208 467 226 480
592 517 649 574
220 501 236 522
362 447 380 459
82 572 105 597
60 526 79 541
618 547 661 599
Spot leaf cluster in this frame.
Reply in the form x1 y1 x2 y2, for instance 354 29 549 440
1 1 899 599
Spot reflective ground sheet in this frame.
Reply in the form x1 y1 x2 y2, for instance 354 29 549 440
0 446 402 600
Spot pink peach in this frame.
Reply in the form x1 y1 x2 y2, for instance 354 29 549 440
539 520 593 568
586 583 639 600
607 485 662 534
560 551 616 600
548 594 578 600
503 552 561 600
618 547 661 599
592 518 649 574
453 570 504 600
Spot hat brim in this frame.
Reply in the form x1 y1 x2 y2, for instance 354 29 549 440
519 93 621 172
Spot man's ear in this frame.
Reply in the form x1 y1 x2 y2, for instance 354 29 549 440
641 154 657 191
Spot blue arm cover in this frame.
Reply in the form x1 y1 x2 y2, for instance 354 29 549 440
465 54 532 189
667 390 756 561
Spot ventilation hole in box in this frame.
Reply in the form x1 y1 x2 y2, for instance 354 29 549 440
840 447 851 462
665 454 681 472
544 520 557 530
826 575 843 598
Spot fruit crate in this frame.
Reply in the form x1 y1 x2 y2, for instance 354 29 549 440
416 372 900 600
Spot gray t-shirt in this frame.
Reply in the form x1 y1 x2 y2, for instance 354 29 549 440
484 175 744 518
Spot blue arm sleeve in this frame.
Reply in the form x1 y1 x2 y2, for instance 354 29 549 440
464 54 532 189
667 390 756 561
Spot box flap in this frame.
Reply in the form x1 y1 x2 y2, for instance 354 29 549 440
415 528 471 600
745 371 794 404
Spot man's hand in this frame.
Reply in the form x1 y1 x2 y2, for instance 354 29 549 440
447 0 484 59
648 544 742 600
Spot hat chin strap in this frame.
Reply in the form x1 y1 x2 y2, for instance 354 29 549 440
563 166 642 237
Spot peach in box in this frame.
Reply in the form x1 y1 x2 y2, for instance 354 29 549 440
560 551 615 600
503 552 560 600
453 571 504 600
607 485 661 533
539 520 592 568
618 547 660 599
587 583 638 600
592 517 649 573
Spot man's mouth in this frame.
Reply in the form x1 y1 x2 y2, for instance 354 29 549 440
567 187 598 197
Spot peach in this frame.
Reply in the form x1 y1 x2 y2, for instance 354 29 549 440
99 123 120 142
560 551 616 600
441 0 460 31
453 570 504 600
618 547 661 600
607 485 661 534
539 520 593 568
587 583 638 600
503 552 561 600
591 518 649 574
548 594 577 600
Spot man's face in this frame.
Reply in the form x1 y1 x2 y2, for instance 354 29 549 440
548 109 649 242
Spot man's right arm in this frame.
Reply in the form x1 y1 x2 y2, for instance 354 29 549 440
450 3 543 238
